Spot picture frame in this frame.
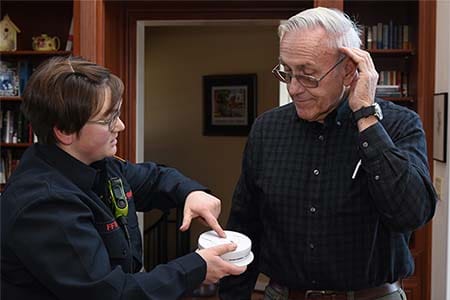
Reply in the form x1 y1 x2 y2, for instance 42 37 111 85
203 74 257 136
433 92 448 162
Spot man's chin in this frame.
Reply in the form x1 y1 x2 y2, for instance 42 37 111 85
295 106 313 121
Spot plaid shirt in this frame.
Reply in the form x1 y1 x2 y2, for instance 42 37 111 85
219 98 436 299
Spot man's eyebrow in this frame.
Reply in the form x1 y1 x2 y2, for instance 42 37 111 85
279 58 314 69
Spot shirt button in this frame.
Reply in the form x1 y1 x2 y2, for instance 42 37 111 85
122 249 127 255
374 175 380 181
309 243 315 249
310 206 316 213
318 135 324 141
362 141 369 148
336 121 342 126
312 280 317 284
313 169 320 176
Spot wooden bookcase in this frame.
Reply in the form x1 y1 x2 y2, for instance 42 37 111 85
0 1 73 192
343 3 435 300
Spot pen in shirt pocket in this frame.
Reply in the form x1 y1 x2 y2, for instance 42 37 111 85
352 159 362 179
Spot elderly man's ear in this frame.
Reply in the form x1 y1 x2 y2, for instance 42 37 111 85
53 127 74 145
343 58 358 87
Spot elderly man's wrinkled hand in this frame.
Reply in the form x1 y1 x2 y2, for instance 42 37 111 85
339 47 379 112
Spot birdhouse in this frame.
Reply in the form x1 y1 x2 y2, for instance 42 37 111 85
0 15 21 51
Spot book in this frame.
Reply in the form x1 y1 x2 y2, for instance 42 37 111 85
18 60 32 96
403 25 409 49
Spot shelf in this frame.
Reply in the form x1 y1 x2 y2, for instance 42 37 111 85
1 143 32 148
367 49 415 56
0 50 72 56
381 96 415 102
0 96 23 102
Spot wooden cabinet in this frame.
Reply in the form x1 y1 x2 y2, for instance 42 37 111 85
0 1 73 192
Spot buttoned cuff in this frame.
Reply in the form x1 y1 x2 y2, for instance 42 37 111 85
358 122 395 163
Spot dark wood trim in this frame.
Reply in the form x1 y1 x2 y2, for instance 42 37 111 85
0 50 72 56
73 0 80 56
74 0 105 65
416 2 436 300
314 0 343 10
417 0 436 171
105 2 129 160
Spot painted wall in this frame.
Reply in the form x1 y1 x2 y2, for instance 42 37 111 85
143 25 279 251
431 1 450 299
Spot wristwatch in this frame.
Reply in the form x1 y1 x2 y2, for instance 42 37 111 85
353 103 383 122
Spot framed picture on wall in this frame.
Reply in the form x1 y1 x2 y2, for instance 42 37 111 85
433 92 448 162
203 74 257 136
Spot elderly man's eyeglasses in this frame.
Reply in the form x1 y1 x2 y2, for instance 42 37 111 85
87 108 121 131
272 55 346 88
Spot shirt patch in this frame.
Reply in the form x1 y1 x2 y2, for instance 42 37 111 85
126 190 133 199
106 220 119 231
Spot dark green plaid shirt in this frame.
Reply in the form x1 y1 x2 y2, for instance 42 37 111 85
219 98 436 299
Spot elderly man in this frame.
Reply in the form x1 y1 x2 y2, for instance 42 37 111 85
219 7 436 300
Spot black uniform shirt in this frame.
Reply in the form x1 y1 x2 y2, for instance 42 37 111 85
1 144 207 300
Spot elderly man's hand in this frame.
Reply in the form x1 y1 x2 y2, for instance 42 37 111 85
339 47 379 112
179 191 226 238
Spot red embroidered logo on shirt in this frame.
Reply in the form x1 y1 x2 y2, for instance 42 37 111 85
126 190 133 199
106 220 119 231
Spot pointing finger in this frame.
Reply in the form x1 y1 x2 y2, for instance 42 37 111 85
203 214 226 238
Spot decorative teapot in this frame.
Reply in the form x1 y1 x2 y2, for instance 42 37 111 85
32 34 60 51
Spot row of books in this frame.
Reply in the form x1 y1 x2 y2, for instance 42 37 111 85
377 70 409 97
0 149 20 184
361 23 410 50
0 60 33 97
376 85 403 98
1 108 33 144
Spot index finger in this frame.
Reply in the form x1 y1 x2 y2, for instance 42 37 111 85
203 214 226 238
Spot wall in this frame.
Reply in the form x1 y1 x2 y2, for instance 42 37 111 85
143 25 279 250
431 1 450 299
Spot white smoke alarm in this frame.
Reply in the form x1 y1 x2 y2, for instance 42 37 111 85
198 230 254 267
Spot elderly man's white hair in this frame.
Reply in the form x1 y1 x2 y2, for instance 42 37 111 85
278 7 361 49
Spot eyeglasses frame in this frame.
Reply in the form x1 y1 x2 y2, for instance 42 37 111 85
87 108 122 131
272 55 346 88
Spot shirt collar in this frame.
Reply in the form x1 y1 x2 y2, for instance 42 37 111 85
325 96 352 126
36 144 104 192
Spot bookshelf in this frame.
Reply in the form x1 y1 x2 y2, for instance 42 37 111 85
344 2 434 300
346 1 420 112
0 1 73 191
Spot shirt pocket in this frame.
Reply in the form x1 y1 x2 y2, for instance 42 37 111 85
95 220 129 263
